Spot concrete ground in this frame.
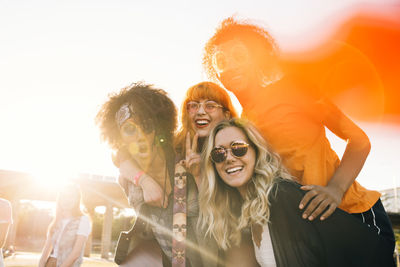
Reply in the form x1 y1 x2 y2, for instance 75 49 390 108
4 252 117 267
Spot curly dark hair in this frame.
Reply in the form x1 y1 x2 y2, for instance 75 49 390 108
203 16 280 81
96 82 177 151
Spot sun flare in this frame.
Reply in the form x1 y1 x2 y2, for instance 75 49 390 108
32 170 77 192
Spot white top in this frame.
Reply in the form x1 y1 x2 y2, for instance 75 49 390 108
0 199 12 267
0 249 4 267
51 215 91 257
253 225 277 267
0 198 12 224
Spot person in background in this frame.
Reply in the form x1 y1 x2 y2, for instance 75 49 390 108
38 184 91 267
0 198 12 267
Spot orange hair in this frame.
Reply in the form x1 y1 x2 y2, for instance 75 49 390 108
203 16 279 82
175 81 238 156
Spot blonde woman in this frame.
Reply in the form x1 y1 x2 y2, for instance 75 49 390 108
38 185 91 267
199 118 394 267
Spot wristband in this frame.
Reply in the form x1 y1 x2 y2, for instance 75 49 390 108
133 171 145 186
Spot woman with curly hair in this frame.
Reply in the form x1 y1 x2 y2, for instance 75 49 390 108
203 17 395 248
97 82 233 267
96 82 178 266
96 82 177 211
199 118 394 267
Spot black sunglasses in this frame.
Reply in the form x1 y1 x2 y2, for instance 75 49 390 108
211 141 249 163
121 121 138 137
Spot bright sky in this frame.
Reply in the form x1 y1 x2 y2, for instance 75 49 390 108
1 0 399 190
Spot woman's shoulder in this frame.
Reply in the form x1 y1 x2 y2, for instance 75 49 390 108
68 215 90 227
272 177 301 190
76 215 92 236
79 215 90 223
0 198 10 204
0 198 11 209
0 198 12 222
269 178 304 203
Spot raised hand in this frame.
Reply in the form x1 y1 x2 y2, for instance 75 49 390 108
184 132 201 181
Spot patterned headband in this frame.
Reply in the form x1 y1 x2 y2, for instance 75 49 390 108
115 103 132 128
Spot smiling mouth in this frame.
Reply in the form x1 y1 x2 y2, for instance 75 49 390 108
195 119 210 128
226 166 243 174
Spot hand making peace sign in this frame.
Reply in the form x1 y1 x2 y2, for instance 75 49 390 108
184 132 201 183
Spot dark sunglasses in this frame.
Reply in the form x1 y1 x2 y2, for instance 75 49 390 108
120 121 138 137
211 141 249 163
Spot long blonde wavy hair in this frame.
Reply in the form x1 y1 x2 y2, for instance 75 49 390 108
198 118 292 250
